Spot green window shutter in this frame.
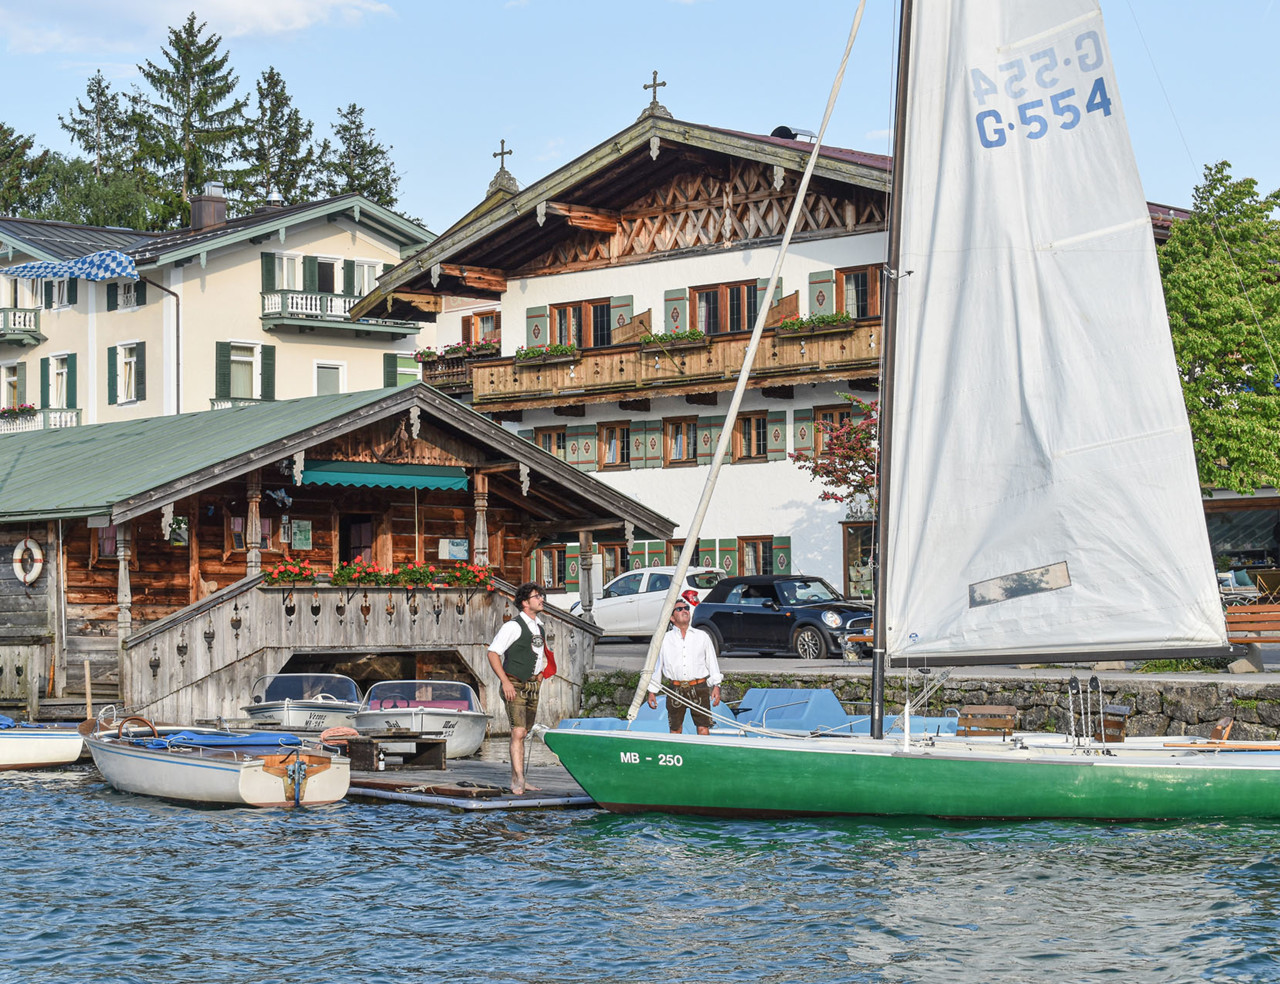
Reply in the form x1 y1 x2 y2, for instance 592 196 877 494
66 353 77 409
106 284 119 312
43 281 53 309
610 294 634 330
568 424 596 472
260 252 276 292
39 358 49 409
808 270 835 316
67 279 78 306
663 288 688 332
772 535 792 574
214 341 231 399
260 345 276 400
302 256 318 293
383 352 398 387
525 305 549 348
698 538 717 568
107 346 118 405
133 344 145 402
718 538 739 576
757 278 784 307
566 544 580 590
135 280 146 306
644 419 663 468
793 408 814 454
14 362 25 404
697 415 725 464
343 259 356 296
382 262 394 276
629 426 647 470
766 410 787 461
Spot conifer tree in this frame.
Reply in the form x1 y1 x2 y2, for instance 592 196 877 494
59 71 131 179
138 12 249 224
0 123 50 215
1160 162 1280 494
232 67 317 214
315 103 400 207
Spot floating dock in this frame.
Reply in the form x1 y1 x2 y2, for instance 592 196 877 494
348 757 594 811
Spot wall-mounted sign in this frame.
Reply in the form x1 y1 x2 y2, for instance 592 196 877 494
439 538 469 561
291 520 312 550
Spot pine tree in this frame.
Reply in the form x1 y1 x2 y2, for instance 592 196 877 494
1160 161 1280 494
20 153 153 228
0 123 50 214
59 71 130 179
315 103 400 207
232 67 317 214
138 12 249 224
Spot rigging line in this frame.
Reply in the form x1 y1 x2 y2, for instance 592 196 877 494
624 0 870 724
1120 0 1278 379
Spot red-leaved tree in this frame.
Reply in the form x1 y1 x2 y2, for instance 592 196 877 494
789 395 879 506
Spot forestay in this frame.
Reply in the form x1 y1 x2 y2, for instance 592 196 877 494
883 0 1226 664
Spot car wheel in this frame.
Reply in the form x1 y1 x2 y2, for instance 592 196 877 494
793 625 828 660
701 624 724 658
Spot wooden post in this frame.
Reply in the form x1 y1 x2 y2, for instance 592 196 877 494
579 531 595 620
246 470 262 575
83 659 92 718
472 473 490 566
116 522 132 634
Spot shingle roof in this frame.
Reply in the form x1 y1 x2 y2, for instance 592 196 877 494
0 218 157 262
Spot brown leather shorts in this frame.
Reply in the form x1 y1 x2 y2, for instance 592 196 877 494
666 681 712 731
505 677 541 731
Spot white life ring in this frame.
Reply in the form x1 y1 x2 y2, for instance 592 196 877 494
13 538 43 585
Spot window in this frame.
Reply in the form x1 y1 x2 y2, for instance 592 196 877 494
535 426 567 460
734 413 768 461
53 279 69 308
665 418 697 466
538 546 567 590
351 261 380 296
120 282 137 308
599 422 631 469
316 363 343 396
1 363 20 407
837 265 881 320
552 298 612 348
316 260 336 294
119 346 137 403
51 355 69 409
274 255 300 290
230 344 256 398
599 542 629 583
476 311 499 341
552 303 581 347
591 301 612 347
691 281 758 334
394 355 418 387
97 525 118 559
815 403 854 454
740 537 775 576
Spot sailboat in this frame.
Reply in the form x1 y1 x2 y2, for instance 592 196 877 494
542 0 1280 820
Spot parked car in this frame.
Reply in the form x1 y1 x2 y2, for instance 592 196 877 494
690 574 873 659
570 566 724 638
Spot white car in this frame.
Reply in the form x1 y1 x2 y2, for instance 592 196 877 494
570 566 724 638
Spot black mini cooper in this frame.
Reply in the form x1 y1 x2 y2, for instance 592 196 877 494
689 574 873 659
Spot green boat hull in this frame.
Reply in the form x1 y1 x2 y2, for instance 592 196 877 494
543 729 1280 820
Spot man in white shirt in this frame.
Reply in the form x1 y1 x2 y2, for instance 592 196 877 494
487 582 548 794
646 600 723 735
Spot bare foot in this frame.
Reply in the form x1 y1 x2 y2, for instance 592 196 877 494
523 782 541 792
511 785 524 795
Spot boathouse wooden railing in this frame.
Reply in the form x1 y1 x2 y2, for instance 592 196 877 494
120 576 601 731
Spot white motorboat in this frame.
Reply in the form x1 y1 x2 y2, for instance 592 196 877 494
0 716 84 770
354 680 489 759
81 712 350 808
241 672 361 731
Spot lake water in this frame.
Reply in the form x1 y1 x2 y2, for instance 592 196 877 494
5 764 1280 984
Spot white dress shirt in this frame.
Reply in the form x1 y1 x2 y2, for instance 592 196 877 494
488 612 547 677
648 625 722 693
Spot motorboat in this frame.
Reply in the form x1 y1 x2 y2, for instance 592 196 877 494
241 672 361 731
354 680 489 759
0 715 84 770
81 711 350 808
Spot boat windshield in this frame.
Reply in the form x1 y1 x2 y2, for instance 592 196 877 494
362 680 478 712
250 673 360 704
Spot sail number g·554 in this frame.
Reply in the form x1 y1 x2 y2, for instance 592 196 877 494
970 29 1113 149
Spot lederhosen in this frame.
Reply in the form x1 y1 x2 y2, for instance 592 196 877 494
503 616 543 729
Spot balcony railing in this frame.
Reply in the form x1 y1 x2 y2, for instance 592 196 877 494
470 320 880 409
1 309 40 332
210 397 270 410
261 290 358 319
0 408 81 434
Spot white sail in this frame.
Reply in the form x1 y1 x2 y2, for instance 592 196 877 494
884 0 1227 663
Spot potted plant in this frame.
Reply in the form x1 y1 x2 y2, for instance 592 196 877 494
261 559 316 585
0 403 37 419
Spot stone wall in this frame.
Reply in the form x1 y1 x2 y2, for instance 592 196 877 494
580 671 1280 740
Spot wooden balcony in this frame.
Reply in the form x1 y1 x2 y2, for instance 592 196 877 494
470 320 880 411
419 353 506 394
0 408 81 435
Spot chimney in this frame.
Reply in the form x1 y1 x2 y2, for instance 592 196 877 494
190 181 227 231
254 192 287 215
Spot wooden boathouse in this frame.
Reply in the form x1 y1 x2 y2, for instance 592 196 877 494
0 383 673 727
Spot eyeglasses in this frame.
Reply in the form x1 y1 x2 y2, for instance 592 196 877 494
673 606 690 613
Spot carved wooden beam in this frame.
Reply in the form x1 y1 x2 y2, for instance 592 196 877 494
438 263 507 293
385 291 444 315
542 201 621 232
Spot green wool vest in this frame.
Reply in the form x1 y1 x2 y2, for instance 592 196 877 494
503 617 541 681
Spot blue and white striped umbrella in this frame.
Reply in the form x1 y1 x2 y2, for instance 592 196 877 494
4 249 138 282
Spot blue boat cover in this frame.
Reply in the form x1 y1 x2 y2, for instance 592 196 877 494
134 731 304 750
0 715 14 729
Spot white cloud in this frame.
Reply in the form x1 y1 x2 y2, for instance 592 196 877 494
534 137 565 163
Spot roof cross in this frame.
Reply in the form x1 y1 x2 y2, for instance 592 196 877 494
493 139 513 167
643 70 666 107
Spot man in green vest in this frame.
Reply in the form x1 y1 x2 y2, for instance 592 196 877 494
487 582 548 794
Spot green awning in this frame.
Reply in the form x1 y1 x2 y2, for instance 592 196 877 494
301 460 469 491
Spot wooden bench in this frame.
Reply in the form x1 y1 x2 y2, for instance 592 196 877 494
1226 604 1280 645
956 704 1018 739
1093 704 1132 743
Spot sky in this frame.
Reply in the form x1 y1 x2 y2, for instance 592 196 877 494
1 0 1276 233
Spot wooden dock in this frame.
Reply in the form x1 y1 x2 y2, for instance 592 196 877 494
348 757 594 811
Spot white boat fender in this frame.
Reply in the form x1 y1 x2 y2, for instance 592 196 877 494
12 538 43 585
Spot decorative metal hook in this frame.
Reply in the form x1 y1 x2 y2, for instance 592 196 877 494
360 591 372 625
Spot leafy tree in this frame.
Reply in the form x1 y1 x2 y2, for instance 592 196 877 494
315 103 399 206
19 153 153 228
1159 161 1280 494
138 12 249 224
231 67 317 214
789 394 879 506
59 71 131 179
0 123 51 214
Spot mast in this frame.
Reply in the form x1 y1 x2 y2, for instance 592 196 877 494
871 0 914 741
